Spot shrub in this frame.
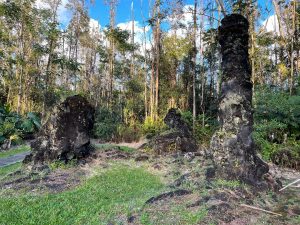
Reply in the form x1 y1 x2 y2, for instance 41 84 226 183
92 107 122 142
194 114 218 145
253 86 300 169
142 116 167 138
254 86 300 138
253 119 287 145
93 106 143 143
117 124 141 143
181 110 193 128
181 110 218 146
0 104 41 147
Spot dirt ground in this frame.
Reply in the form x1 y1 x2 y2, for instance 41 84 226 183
0 145 299 224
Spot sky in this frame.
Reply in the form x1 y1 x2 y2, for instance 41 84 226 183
33 0 278 48
52 0 275 29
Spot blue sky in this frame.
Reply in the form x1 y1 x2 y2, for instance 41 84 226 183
85 0 274 28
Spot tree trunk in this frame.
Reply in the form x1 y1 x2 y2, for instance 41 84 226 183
154 0 160 119
192 1 197 131
289 0 296 95
130 0 135 78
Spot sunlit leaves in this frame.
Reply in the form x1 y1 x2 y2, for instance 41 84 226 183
163 35 191 61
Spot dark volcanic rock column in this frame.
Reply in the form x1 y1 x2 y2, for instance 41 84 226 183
146 108 198 154
210 14 269 185
24 95 95 165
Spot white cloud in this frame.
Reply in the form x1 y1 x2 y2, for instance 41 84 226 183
166 4 196 37
117 20 151 54
262 15 280 35
117 21 150 34
89 18 101 36
35 0 70 26
181 5 194 25
35 0 49 9
167 4 194 26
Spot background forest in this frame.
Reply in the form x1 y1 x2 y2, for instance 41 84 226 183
0 0 299 169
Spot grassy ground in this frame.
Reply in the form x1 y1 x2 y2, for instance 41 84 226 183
93 143 136 153
0 145 30 158
0 165 164 225
0 145 299 225
0 162 22 179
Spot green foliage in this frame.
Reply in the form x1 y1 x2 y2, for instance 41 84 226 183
0 166 163 225
203 28 218 65
124 78 145 124
142 116 167 138
49 159 77 171
181 110 193 128
117 124 141 143
253 119 287 146
254 86 300 134
181 111 218 145
255 137 300 169
93 107 122 141
0 105 41 145
270 140 300 169
215 179 241 188
93 102 143 143
104 27 135 53
257 32 276 46
163 35 191 61
254 86 300 167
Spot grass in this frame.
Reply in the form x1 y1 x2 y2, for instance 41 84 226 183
49 159 78 171
214 179 241 188
0 165 164 225
0 145 30 158
93 143 136 153
0 162 22 179
140 204 207 225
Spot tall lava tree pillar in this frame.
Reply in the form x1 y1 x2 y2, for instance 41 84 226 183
210 14 269 186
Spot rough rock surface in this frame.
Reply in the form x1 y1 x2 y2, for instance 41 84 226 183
24 95 95 165
146 108 198 154
210 14 271 187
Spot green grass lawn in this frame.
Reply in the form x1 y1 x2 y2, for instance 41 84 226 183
0 166 164 225
0 162 22 179
0 145 30 158
93 143 136 153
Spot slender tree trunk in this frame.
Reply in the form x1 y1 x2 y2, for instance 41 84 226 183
289 0 296 95
216 4 222 97
199 0 205 127
17 22 24 114
62 30 65 84
141 0 148 117
108 0 117 106
43 38 54 115
272 0 284 38
154 0 160 119
130 0 135 77
149 0 155 119
215 0 226 17
143 27 148 117
192 1 197 131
